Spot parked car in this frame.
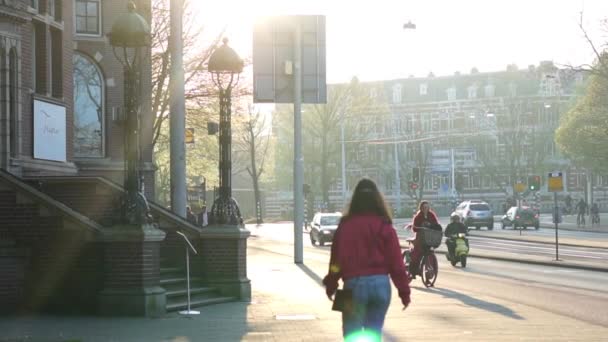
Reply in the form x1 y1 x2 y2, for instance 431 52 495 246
310 212 342 246
453 200 494 230
501 206 539 230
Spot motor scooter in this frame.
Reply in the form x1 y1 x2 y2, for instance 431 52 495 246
446 233 469 268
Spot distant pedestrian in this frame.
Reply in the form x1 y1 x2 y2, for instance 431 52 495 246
186 206 197 225
323 178 411 340
198 205 208 227
576 199 588 226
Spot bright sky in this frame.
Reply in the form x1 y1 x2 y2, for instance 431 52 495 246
191 0 608 83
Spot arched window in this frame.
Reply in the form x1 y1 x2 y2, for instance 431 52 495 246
73 52 104 157
9 48 18 157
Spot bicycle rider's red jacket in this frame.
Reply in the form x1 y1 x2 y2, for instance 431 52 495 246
410 210 440 265
322 213 411 307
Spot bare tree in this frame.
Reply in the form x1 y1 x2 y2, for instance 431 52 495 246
235 105 271 223
150 0 224 148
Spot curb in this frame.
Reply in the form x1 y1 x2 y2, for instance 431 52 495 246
465 252 608 273
539 222 608 233
399 244 608 273
466 233 608 250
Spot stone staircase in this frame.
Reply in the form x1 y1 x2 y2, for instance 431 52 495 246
160 262 235 312
17 175 239 313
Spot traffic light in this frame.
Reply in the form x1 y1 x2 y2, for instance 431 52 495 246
528 175 541 191
409 182 419 190
303 183 311 197
412 167 420 183
207 121 219 135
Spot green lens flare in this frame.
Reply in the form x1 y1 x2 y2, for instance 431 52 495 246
344 329 381 342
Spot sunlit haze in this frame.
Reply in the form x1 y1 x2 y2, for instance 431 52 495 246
191 0 608 83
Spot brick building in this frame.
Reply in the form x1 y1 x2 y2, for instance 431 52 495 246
0 1 249 316
272 62 606 216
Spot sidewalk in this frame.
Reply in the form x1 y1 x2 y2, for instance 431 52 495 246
1 239 607 341
539 213 608 233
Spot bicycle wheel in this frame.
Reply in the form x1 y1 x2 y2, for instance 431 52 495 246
402 250 414 282
420 252 438 288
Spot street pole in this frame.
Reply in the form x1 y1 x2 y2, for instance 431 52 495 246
293 23 304 264
170 0 187 217
392 114 401 215
450 147 456 198
341 116 347 206
554 191 560 261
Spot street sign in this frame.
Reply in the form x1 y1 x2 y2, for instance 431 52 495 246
548 171 564 192
514 182 526 193
185 128 195 144
253 15 326 104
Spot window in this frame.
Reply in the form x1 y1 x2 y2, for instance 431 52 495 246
32 21 50 94
484 84 495 97
9 49 18 158
50 28 63 98
30 0 39 10
49 0 63 21
75 0 101 35
392 84 402 103
419 83 428 95
73 53 104 157
467 85 477 99
369 87 377 99
446 87 456 101
508 82 517 97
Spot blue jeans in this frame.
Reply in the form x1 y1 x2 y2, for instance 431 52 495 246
342 274 391 340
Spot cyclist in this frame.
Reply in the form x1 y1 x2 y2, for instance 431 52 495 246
591 202 600 225
576 199 588 226
410 201 439 278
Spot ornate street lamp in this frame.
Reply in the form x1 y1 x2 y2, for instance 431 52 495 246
108 2 152 225
208 38 244 226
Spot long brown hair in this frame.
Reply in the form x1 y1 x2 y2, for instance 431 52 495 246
343 178 392 223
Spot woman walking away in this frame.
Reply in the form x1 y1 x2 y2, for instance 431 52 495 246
323 178 411 341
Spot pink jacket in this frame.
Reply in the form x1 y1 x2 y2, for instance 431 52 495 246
322 214 411 306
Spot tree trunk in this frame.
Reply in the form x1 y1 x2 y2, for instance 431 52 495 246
321 133 330 208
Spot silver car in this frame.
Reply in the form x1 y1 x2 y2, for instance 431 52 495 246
453 200 494 230
310 212 342 246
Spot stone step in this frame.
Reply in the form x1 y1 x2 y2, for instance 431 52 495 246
160 277 204 287
165 287 218 299
166 296 237 312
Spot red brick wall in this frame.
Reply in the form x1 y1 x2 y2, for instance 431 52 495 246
102 241 160 289
0 190 103 314
31 181 122 225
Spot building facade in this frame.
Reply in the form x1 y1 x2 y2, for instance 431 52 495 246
0 0 154 189
337 62 603 214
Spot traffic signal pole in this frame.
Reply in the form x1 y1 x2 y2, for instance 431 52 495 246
293 23 304 264
553 191 560 261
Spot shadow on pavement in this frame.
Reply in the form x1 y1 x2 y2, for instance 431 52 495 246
297 263 324 286
424 287 524 320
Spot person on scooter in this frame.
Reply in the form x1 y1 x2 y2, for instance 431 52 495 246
445 214 468 260
410 201 439 278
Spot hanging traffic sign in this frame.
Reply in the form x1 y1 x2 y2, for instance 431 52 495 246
548 171 564 192
514 182 526 193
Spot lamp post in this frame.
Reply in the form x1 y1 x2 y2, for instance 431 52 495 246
108 2 152 225
207 38 244 226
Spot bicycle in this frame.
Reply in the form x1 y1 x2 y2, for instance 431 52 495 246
591 212 600 225
402 226 442 288
577 212 586 227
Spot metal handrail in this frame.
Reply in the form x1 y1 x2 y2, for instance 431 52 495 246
175 231 199 315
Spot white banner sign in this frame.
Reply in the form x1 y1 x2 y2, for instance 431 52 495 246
34 99 66 162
